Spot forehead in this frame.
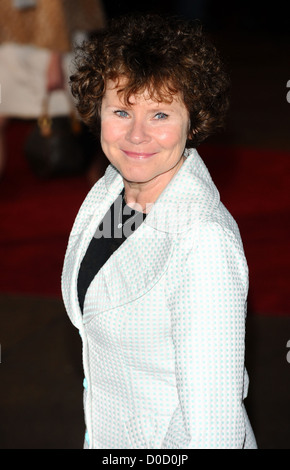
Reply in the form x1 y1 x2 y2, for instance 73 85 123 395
104 78 184 107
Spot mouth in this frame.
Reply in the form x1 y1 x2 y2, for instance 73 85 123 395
122 150 157 159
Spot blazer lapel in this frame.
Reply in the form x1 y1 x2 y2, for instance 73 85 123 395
82 223 175 324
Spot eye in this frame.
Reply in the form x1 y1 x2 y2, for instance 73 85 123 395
114 110 129 118
154 112 168 120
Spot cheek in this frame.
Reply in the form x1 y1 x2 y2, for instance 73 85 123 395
156 124 188 149
101 120 123 145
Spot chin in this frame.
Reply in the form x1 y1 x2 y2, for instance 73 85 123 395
115 163 151 182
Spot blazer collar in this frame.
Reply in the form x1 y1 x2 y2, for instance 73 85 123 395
104 148 220 233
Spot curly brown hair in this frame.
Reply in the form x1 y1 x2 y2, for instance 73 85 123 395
70 14 230 147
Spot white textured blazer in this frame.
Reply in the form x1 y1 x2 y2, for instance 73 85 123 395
61 148 257 449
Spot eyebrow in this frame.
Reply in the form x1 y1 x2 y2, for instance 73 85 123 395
105 103 174 112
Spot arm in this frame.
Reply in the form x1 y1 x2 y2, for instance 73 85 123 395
163 221 248 448
46 51 65 92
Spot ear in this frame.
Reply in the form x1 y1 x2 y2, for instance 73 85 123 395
187 127 197 140
187 118 198 140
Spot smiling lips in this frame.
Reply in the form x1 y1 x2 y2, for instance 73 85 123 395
122 150 157 159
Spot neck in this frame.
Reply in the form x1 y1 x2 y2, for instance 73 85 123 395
123 155 185 213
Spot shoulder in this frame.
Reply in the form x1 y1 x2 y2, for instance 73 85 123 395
170 203 248 284
165 215 249 314
195 218 246 269
178 196 245 257
185 214 248 292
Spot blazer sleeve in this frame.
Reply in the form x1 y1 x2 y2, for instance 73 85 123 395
162 220 249 449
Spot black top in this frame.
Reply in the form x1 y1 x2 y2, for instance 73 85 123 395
77 189 147 313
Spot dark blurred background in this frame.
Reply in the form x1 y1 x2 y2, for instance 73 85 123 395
1 0 290 449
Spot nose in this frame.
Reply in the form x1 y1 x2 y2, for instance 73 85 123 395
125 117 150 145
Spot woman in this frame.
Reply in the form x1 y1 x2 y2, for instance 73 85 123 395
0 0 105 175
62 14 257 449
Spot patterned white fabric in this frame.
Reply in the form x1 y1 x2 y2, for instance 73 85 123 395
61 148 257 449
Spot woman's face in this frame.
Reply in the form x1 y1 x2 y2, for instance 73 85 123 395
100 80 190 188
